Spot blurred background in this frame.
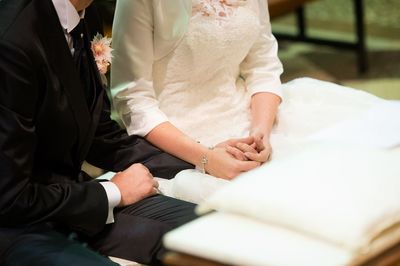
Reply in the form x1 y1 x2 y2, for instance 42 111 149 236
95 0 400 100
271 0 400 99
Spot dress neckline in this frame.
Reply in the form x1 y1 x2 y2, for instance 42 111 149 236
192 0 246 19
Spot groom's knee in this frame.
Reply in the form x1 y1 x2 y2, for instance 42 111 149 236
2 230 117 266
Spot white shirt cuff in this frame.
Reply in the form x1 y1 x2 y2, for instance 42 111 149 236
100 181 121 224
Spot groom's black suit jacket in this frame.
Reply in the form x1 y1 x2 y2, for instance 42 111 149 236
0 0 192 236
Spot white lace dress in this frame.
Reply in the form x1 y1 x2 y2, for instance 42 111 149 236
153 1 260 147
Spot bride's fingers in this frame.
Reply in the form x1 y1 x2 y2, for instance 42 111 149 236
236 136 255 145
244 149 270 163
226 146 248 161
215 136 255 149
239 160 261 172
236 142 258 154
253 137 265 152
226 136 254 146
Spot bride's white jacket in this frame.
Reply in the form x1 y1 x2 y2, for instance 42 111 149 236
110 0 283 136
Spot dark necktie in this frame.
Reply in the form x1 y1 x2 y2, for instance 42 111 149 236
70 19 96 109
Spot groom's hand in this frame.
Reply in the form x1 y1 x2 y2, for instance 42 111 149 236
111 163 159 207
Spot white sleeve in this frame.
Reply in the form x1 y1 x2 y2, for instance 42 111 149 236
240 0 284 98
99 181 121 224
111 0 168 137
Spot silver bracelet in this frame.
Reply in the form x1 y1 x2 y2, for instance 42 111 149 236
200 146 214 174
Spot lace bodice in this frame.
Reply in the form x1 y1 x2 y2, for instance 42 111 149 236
153 1 261 146
192 0 247 18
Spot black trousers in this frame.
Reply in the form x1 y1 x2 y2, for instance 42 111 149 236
0 195 197 266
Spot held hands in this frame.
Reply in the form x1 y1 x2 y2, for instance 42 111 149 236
215 136 257 161
111 163 159 207
218 133 272 164
243 131 272 163
205 146 260 180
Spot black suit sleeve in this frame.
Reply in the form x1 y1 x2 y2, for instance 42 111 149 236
0 40 108 236
85 92 194 179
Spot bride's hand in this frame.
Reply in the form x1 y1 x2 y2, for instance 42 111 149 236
241 131 272 163
205 147 260 180
215 136 256 161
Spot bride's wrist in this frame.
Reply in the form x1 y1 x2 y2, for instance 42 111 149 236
250 127 271 138
195 145 214 174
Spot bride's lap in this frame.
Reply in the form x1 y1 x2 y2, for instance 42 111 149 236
274 78 381 138
156 169 229 204
157 78 383 204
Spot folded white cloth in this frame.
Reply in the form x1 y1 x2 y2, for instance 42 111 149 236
164 143 400 266
197 142 400 253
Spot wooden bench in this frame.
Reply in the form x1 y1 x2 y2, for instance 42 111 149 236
163 243 400 266
268 0 368 73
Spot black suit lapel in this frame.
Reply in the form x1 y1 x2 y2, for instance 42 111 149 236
78 18 108 160
36 0 92 160
81 20 106 109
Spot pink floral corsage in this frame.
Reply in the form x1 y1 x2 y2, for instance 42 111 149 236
91 33 113 75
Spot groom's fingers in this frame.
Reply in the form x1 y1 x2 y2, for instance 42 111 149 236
153 178 159 188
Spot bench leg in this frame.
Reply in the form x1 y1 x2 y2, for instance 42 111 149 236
274 0 368 74
296 6 306 39
354 0 368 73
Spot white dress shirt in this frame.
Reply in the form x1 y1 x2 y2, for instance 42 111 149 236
51 0 121 224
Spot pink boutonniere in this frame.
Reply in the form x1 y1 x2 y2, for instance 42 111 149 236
91 33 113 75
